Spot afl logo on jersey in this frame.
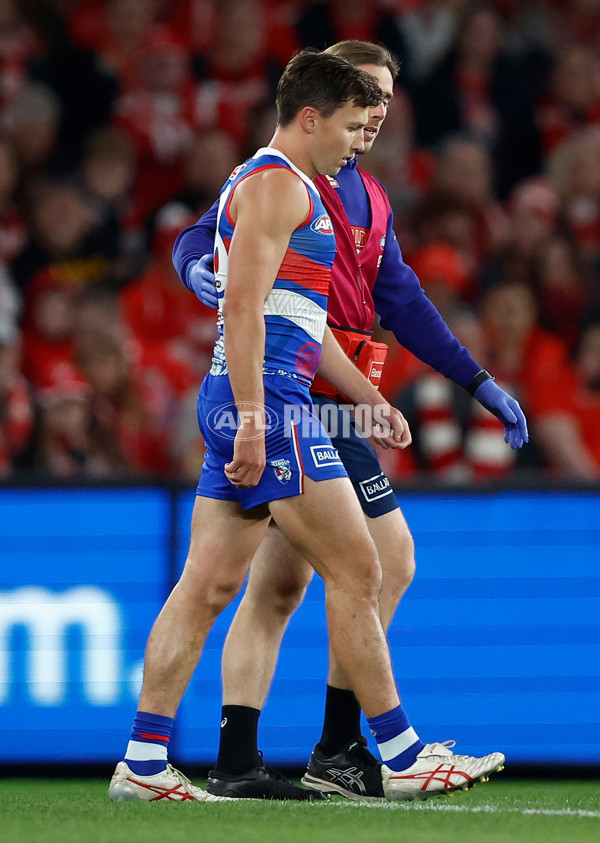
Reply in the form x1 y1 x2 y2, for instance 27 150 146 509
228 163 247 180
310 214 334 235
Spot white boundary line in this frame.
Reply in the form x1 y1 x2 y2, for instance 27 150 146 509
327 801 600 818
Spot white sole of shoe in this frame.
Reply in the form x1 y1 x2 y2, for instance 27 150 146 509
109 782 148 802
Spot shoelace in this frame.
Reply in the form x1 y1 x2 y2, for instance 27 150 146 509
349 737 380 764
165 764 196 788
257 750 294 783
427 740 481 763
263 765 293 782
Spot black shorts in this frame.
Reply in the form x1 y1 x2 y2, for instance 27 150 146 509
312 395 399 519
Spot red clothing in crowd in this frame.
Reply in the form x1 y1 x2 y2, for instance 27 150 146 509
88 374 174 477
536 95 600 155
115 84 194 219
67 0 153 94
120 263 217 382
512 328 600 472
564 385 600 470
0 374 33 475
21 328 74 390
407 372 514 479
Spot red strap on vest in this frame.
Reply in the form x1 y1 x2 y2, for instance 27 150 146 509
311 327 388 403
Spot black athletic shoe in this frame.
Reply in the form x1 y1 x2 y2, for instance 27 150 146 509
301 737 385 799
207 763 328 800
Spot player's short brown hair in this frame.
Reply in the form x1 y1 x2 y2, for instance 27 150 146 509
276 48 383 127
325 41 400 81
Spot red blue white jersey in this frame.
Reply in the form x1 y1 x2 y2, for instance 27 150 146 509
211 148 335 385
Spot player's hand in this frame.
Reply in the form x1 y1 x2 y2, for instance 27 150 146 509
189 254 218 309
474 379 529 449
224 428 266 488
362 403 412 450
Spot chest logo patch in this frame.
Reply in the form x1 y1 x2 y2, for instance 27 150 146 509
311 214 334 234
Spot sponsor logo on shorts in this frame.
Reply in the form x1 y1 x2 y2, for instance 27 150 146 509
310 445 343 468
359 472 394 503
272 458 292 484
310 214 334 235
369 361 383 381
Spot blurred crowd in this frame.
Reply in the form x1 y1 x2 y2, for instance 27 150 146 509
1 0 600 484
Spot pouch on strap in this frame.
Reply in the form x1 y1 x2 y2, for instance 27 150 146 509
311 326 388 403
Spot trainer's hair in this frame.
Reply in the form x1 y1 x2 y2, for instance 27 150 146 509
325 40 400 81
276 48 382 127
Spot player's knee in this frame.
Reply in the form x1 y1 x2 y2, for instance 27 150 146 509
405 550 416 589
181 564 244 617
270 580 309 618
383 528 416 595
249 570 311 620
366 554 384 597
342 547 383 602
203 577 244 616
398 536 416 590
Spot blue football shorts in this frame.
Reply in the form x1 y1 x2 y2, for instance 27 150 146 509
196 372 348 510
312 394 399 519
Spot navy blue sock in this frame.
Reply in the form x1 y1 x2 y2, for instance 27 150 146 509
124 711 174 776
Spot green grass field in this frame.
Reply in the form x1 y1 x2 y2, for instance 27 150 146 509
1 778 599 843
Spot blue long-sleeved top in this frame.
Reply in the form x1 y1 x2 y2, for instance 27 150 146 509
172 156 482 389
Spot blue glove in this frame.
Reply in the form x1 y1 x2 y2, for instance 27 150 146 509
188 254 218 309
474 378 529 449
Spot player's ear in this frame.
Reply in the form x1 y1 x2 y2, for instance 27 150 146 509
299 106 319 134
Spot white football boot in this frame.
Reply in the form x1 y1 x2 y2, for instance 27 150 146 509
109 761 228 802
382 741 505 801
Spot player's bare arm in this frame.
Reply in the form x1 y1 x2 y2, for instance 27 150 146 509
318 326 411 450
223 169 311 487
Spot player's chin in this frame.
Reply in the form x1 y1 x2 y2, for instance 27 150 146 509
323 156 351 175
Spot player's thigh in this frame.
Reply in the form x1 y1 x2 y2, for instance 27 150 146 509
245 522 314 609
268 476 380 589
182 495 271 594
